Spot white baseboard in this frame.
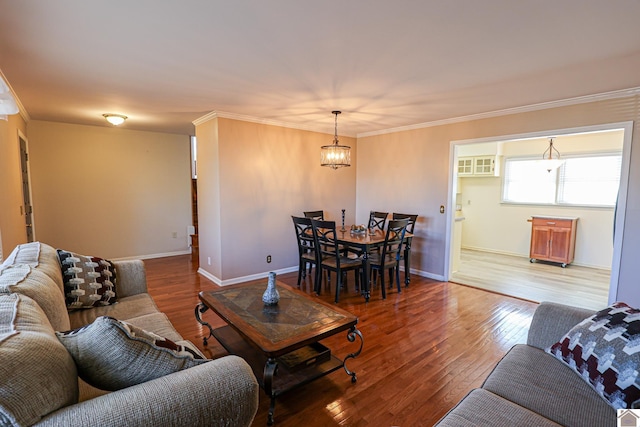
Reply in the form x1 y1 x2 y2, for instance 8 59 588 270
198 264 446 287
403 267 445 282
197 267 221 286
113 249 192 261
198 266 298 287
461 245 523 258
460 246 612 271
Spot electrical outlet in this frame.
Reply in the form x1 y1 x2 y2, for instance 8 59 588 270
267 255 272 263
172 231 178 238
207 257 211 265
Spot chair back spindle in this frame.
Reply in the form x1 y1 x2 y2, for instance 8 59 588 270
369 219 409 298
291 216 319 288
391 213 418 285
310 219 362 302
368 211 389 232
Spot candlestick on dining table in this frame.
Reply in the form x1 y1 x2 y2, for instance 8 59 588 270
341 209 346 231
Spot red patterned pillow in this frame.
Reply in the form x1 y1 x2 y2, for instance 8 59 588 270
57 250 117 310
547 302 640 409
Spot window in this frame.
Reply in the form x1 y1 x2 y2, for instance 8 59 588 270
557 155 621 206
503 160 557 204
502 153 621 207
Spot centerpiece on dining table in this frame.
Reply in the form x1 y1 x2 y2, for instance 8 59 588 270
350 224 367 235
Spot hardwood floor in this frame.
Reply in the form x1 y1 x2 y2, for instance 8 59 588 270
144 255 539 426
450 249 611 311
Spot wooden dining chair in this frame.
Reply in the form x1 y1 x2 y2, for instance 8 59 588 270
368 219 409 299
291 216 320 289
368 211 389 232
310 219 362 303
392 213 418 286
303 210 324 221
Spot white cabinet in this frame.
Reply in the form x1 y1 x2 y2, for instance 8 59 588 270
457 158 474 176
474 156 494 175
458 156 499 177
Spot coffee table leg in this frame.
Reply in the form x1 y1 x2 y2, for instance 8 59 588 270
343 326 364 383
264 358 278 425
194 303 214 346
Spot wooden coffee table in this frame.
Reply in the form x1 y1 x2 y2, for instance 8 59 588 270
195 281 363 426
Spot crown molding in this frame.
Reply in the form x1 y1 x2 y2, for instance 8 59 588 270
192 111 218 126
193 110 336 136
357 86 640 138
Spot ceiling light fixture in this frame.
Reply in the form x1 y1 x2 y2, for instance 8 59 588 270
0 76 19 119
320 111 351 169
542 137 564 172
103 113 127 126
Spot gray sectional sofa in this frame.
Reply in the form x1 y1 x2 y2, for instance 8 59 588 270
435 301 617 426
0 242 259 427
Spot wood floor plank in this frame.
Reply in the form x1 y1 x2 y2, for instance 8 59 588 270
144 255 548 426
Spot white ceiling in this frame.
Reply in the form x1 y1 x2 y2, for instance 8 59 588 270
2 1 640 137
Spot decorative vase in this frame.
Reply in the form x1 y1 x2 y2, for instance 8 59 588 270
262 272 280 305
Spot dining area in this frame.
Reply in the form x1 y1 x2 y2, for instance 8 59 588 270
291 210 418 303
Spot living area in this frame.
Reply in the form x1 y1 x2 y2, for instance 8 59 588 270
1 242 634 426
3 2 640 426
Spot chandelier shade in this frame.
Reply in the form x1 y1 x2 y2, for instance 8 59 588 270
320 111 351 169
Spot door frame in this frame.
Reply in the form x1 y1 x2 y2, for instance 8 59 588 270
17 129 36 242
446 121 633 305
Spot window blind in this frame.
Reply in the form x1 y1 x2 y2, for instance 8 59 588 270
557 155 622 206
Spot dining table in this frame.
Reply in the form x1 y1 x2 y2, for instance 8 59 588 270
335 228 412 302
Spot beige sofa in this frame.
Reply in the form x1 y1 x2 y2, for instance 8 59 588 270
0 242 259 427
435 302 618 426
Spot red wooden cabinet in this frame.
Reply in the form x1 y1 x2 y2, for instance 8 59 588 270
529 216 578 268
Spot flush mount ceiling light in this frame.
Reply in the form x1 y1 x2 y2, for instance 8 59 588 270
542 137 564 172
0 75 19 119
320 111 351 169
103 113 127 126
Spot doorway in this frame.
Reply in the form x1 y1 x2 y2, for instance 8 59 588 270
447 122 632 309
18 131 34 243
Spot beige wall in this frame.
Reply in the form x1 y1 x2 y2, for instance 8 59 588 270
356 123 453 279
26 121 192 259
357 96 640 306
0 113 28 256
196 116 357 284
195 117 222 278
7 92 639 306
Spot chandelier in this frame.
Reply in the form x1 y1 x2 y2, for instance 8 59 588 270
542 137 564 172
320 111 351 169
